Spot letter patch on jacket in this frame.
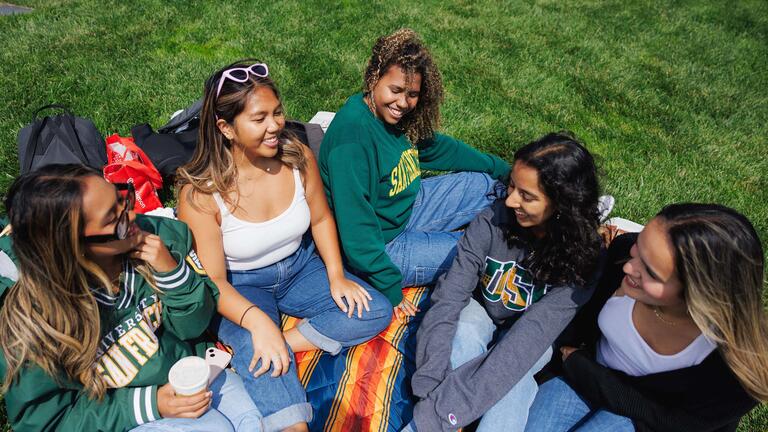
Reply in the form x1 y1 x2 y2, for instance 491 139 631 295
479 257 548 311
95 296 162 387
186 249 207 275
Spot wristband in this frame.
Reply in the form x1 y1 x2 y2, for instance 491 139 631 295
239 305 258 327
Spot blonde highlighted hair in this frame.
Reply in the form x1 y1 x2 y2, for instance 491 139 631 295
0 164 158 398
176 59 307 207
658 203 768 401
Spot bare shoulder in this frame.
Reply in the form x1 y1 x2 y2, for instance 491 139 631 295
301 142 318 168
299 144 322 184
177 184 219 221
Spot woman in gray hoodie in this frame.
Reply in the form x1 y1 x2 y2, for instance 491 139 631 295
406 132 604 432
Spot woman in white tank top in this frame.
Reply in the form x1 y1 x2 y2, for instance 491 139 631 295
525 204 768 431
176 61 392 432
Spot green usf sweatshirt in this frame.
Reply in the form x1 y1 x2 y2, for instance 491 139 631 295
0 215 219 432
319 93 510 306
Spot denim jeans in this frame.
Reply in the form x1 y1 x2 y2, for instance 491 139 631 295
524 377 634 431
214 235 392 431
450 299 553 432
386 172 500 287
129 370 263 432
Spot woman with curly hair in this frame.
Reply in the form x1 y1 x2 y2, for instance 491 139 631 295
319 29 510 320
407 132 603 431
524 204 768 431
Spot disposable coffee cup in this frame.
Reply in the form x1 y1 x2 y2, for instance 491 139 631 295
168 356 210 396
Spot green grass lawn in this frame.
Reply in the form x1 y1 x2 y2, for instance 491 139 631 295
1 0 767 430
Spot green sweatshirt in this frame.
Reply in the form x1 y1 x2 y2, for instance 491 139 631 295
319 93 510 305
0 215 218 432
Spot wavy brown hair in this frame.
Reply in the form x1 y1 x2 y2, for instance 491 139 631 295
657 203 768 401
176 59 307 208
363 28 443 143
0 164 157 398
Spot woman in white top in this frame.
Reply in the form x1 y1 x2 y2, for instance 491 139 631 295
177 60 392 432
524 203 768 431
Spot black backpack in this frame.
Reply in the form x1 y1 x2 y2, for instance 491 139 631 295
131 98 325 180
17 104 107 174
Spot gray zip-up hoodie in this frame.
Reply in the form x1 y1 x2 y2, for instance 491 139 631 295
411 200 599 431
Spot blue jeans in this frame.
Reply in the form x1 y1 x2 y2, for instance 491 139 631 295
525 377 634 431
214 235 392 431
386 172 499 287
450 299 553 432
130 370 262 432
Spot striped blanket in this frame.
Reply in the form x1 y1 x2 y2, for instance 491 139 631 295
277 223 639 431
282 286 430 432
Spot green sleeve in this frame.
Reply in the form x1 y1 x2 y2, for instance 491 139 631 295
418 133 510 182
3 362 160 432
135 215 217 340
0 233 17 303
325 143 403 306
150 219 218 341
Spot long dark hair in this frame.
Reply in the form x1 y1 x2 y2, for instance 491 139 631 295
656 203 768 401
505 132 602 286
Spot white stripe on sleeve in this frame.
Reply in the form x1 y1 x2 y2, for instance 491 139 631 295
155 265 190 290
144 385 156 422
153 261 187 282
132 387 144 425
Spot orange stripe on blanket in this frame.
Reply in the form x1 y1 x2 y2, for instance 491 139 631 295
378 286 426 432
325 338 402 431
280 316 322 384
324 287 426 431
280 287 429 431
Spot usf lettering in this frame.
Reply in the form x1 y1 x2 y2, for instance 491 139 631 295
480 257 549 311
389 148 421 197
96 295 163 388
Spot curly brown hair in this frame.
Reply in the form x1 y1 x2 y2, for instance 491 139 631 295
363 29 444 143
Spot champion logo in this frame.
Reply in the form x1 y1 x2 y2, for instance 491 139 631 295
448 413 457 425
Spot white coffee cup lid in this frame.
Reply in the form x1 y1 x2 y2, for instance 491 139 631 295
168 356 210 395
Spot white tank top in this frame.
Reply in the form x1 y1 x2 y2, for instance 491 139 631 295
596 295 715 376
212 168 311 271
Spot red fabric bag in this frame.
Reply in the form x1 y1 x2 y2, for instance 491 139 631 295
103 134 163 214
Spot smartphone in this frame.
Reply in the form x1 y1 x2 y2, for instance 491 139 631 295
205 347 232 384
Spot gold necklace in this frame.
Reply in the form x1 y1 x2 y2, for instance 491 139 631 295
653 305 677 326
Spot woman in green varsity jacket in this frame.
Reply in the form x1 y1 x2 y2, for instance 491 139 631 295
0 165 262 432
320 29 510 320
